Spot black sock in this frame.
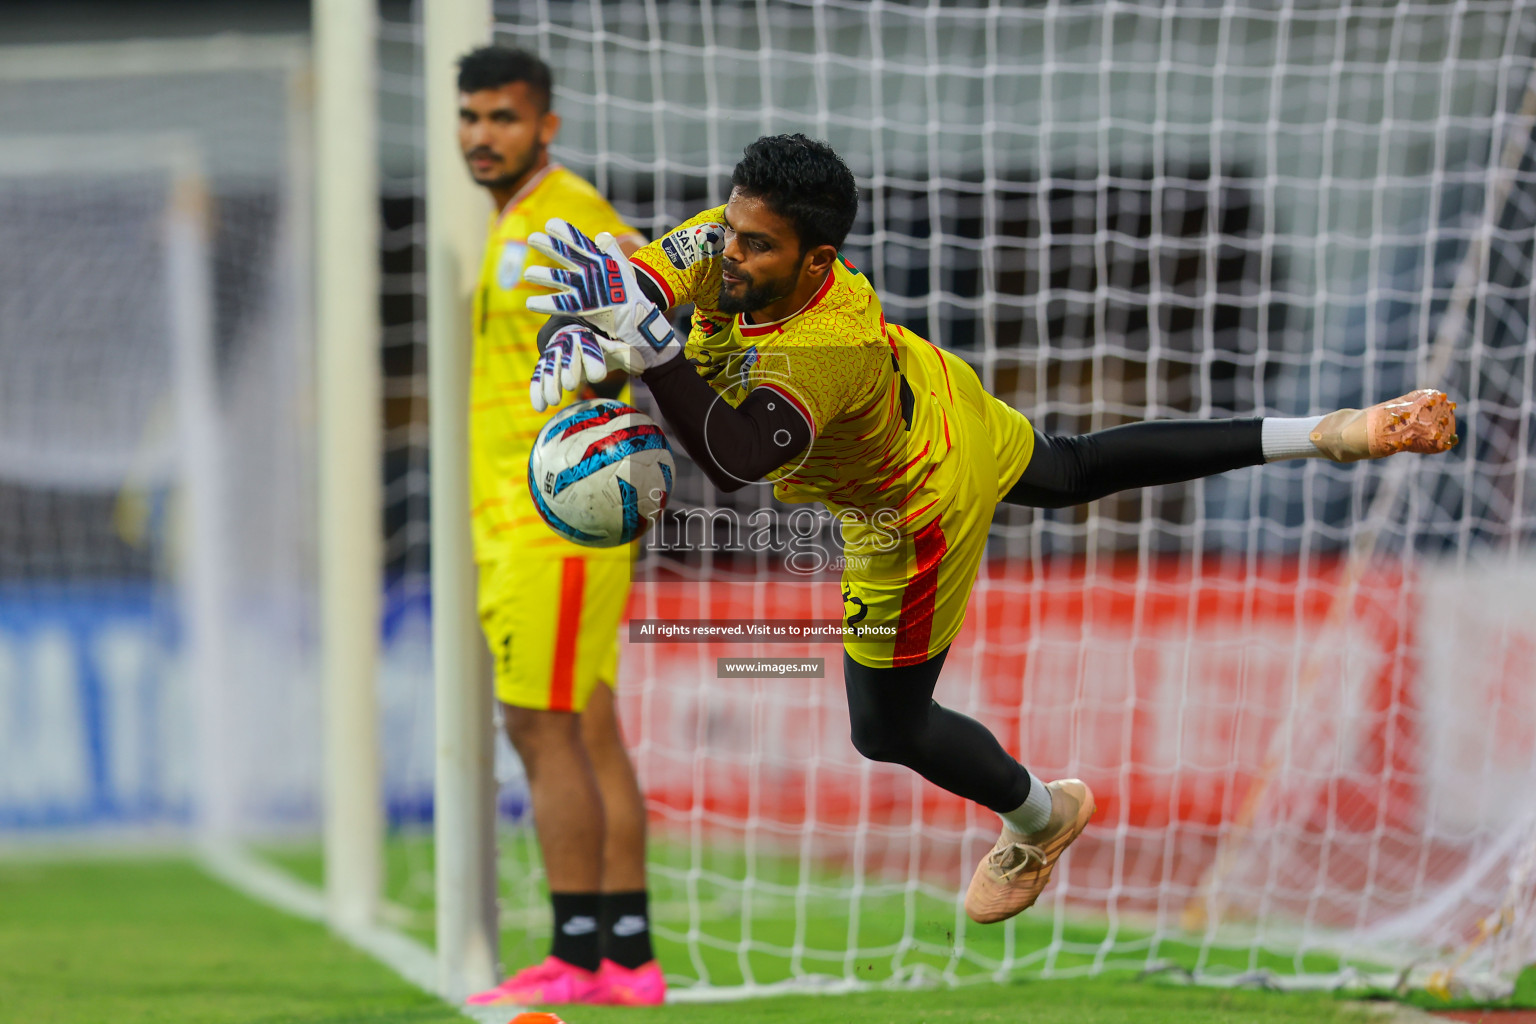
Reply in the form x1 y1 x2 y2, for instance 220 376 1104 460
549 892 602 972
600 890 654 969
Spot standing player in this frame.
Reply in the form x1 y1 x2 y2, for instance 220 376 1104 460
522 134 1457 925
455 47 664 1007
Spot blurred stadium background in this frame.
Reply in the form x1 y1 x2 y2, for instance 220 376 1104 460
4 0 1536 1018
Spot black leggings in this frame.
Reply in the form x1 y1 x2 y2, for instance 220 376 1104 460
844 647 1033 813
841 417 1268 809
1004 418 1265 508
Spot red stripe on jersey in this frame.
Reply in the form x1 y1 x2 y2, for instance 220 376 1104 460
757 383 817 439
895 498 940 530
933 342 956 405
881 315 900 359
875 440 931 493
632 259 675 308
893 518 947 667
894 461 942 508
549 558 586 711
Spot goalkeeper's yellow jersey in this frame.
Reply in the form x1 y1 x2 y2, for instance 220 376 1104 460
631 205 1027 534
469 164 643 563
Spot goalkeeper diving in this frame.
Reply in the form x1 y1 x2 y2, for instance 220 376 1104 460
524 134 1458 924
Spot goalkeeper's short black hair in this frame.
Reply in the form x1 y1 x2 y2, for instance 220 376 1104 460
732 134 859 254
457 46 552 112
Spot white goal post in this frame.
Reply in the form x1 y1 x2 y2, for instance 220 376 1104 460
314 0 385 937
421 0 500 1002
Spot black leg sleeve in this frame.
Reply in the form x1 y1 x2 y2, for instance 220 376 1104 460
1003 418 1266 509
843 648 1033 813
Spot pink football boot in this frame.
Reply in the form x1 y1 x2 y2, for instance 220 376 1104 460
464 956 604 1006
597 958 667 1006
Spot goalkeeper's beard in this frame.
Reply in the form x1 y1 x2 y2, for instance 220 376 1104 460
717 260 796 315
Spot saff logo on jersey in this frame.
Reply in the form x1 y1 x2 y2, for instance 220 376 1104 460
497 241 529 290
660 230 701 270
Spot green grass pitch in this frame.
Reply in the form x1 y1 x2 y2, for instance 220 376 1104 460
0 853 1374 1024
267 831 1357 988
0 856 460 1024
8 849 1531 1023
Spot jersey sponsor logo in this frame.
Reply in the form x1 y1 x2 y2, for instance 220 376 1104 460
612 914 648 937
561 915 598 936
660 230 701 270
497 240 529 290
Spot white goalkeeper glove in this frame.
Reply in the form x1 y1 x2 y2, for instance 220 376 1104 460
529 322 609 414
523 218 681 383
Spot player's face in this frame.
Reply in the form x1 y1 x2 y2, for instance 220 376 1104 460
717 190 814 315
458 82 559 192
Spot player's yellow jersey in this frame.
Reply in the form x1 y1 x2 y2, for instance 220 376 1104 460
631 206 1033 535
469 164 644 562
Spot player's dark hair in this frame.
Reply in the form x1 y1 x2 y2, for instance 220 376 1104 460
731 134 859 254
456 46 553 112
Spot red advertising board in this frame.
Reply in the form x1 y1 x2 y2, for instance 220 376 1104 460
621 558 1419 838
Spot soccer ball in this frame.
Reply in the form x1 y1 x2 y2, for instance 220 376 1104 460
528 399 675 547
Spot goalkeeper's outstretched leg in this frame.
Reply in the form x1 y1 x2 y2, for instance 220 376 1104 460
842 386 1456 925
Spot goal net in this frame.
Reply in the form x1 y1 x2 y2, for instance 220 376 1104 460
389 0 1536 998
